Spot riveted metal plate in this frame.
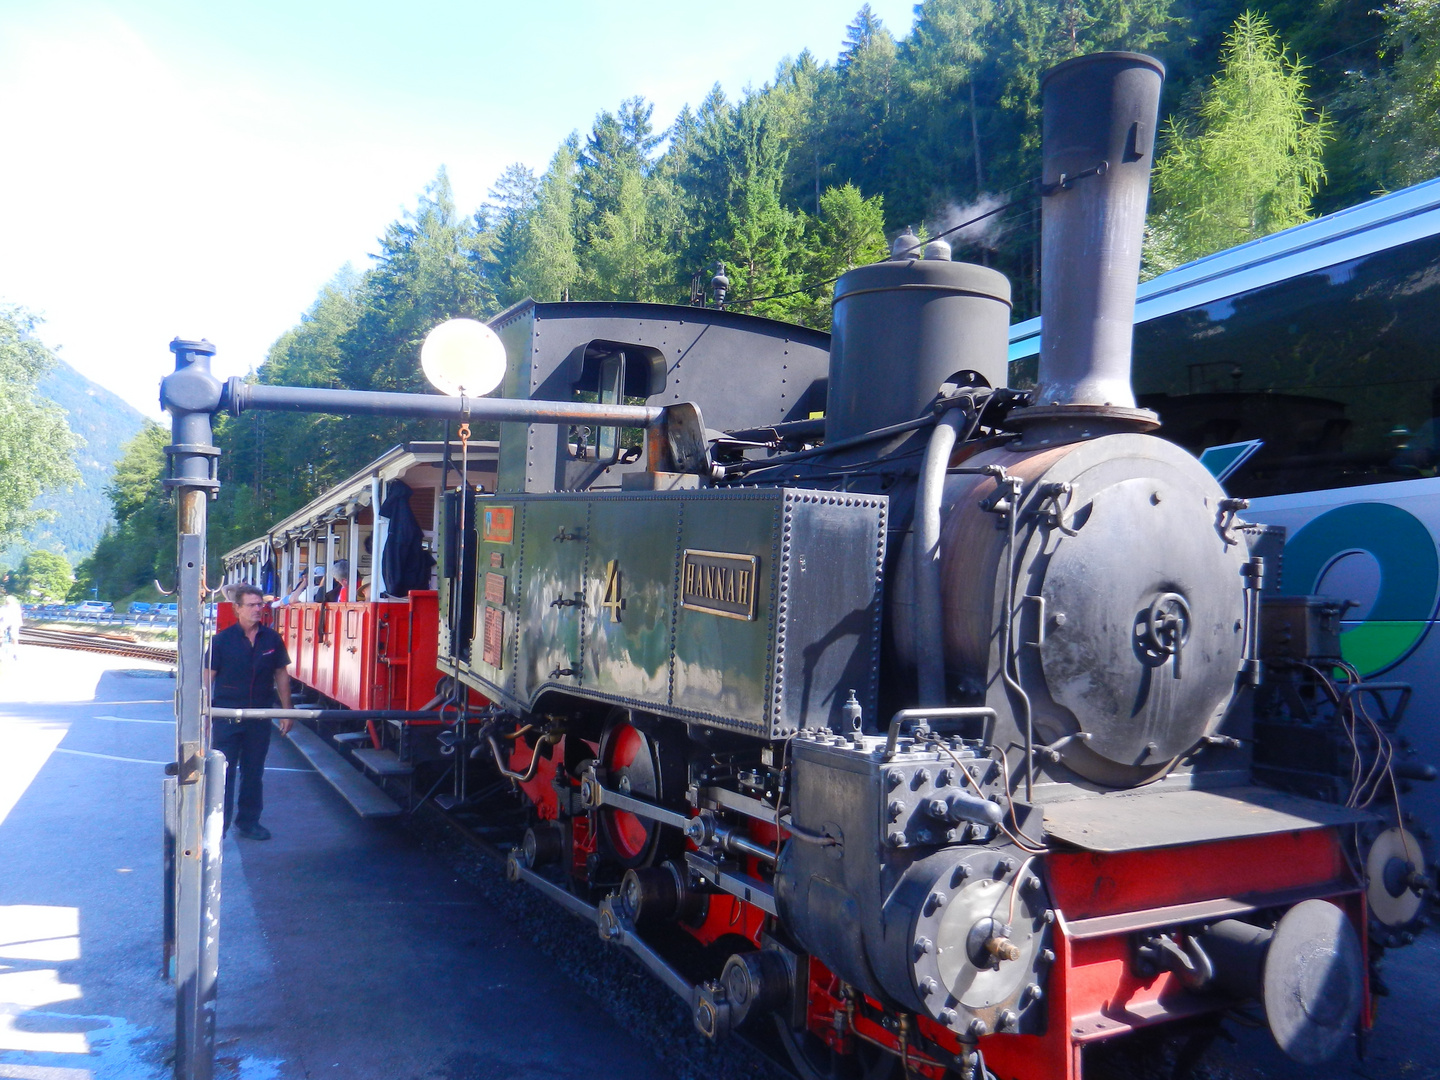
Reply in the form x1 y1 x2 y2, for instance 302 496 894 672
585 500 682 701
456 488 886 737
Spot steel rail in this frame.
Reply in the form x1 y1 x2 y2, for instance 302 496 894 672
20 626 177 665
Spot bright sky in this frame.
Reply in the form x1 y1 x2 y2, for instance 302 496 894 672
0 0 918 420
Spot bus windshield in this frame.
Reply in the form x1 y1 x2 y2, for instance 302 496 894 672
1129 233 1440 498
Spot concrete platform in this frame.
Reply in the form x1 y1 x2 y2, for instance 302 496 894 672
0 646 669 1080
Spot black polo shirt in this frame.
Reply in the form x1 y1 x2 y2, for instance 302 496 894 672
206 624 291 708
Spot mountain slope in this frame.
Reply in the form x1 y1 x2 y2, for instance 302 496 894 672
10 360 149 561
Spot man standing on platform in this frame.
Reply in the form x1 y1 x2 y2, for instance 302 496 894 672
205 583 293 840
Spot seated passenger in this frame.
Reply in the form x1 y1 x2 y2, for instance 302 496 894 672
325 559 351 603
277 565 325 605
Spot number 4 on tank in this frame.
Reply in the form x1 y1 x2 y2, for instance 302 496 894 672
601 560 625 622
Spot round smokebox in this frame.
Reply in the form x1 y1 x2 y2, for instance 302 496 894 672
826 259 1011 445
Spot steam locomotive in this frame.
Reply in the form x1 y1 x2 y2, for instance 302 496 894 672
224 51 1433 1080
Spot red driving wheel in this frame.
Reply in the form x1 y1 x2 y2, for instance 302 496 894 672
598 714 662 868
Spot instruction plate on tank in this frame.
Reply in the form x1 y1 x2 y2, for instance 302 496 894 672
482 506 513 544
681 550 759 621
482 605 504 668
484 572 506 605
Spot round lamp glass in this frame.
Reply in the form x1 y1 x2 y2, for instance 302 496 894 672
421 319 506 397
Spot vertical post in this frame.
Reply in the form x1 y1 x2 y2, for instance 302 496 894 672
348 515 359 599
371 476 387 598
163 776 177 979
160 337 223 1080
198 749 226 1041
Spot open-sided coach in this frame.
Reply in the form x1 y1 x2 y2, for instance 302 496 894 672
205 583 293 840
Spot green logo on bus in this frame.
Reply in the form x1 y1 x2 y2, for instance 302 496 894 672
1284 503 1440 676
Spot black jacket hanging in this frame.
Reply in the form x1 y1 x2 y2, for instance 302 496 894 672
378 479 435 597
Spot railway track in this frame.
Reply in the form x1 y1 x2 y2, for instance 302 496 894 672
412 794 798 1080
20 624 178 666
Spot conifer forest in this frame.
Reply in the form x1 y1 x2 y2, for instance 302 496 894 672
53 0 1440 602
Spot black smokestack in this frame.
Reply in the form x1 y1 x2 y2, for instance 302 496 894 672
1034 52 1164 419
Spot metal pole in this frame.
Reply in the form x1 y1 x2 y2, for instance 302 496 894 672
226 380 664 427
163 776 176 980
160 337 224 1080
210 708 449 721
197 749 226 1054
348 515 359 599
370 476 385 598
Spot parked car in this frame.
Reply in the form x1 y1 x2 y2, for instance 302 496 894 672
129 602 153 614
156 603 178 616
75 600 113 615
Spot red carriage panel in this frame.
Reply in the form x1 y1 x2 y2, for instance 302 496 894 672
373 600 413 711
312 604 339 700
333 603 376 710
401 591 440 711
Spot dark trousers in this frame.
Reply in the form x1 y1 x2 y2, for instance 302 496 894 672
212 718 273 830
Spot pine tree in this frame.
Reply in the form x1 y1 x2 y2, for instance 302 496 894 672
839 4 887 69
583 163 674 301
723 97 807 321
1147 12 1330 273
825 7 902 200
331 171 495 465
792 183 888 327
658 85 737 279
211 271 363 547
511 140 581 303
577 98 661 228
341 169 494 393
486 164 540 308
768 52 828 214
900 0 998 220
1356 0 1440 190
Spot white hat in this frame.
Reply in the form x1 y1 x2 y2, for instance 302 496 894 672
311 565 326 579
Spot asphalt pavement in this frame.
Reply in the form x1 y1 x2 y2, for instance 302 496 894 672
0 645 670 1080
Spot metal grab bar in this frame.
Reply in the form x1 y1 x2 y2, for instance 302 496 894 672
883 707 997 760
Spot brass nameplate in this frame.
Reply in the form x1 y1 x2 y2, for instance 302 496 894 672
681 550 759 621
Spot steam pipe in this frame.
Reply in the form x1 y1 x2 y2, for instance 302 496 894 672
914 409 967 705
